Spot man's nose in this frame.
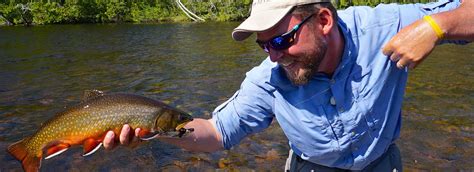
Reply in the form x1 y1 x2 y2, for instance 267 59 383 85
269 49 284 62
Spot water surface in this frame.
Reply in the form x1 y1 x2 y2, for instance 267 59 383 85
0 23 472 171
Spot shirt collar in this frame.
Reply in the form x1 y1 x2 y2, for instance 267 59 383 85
325 17 355 80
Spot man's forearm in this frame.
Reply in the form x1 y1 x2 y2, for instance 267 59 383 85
157 118 224 152
435 0 474 41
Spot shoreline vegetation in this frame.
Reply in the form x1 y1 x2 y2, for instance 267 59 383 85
0 0 435 26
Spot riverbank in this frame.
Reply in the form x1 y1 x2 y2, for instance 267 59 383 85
0 0 437 26
0 1 251 26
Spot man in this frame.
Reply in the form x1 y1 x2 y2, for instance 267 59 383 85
104 0 473 171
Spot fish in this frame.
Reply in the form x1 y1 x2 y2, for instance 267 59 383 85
7 91 193 172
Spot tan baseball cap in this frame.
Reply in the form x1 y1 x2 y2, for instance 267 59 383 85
232 0 332 41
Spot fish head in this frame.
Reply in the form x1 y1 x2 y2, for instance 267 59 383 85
153 107 193 134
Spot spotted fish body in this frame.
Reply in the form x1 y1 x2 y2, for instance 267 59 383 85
7 93 193 172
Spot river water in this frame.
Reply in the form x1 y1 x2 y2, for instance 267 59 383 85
0 23 472 171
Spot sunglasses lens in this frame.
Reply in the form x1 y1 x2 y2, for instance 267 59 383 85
270 34 293 50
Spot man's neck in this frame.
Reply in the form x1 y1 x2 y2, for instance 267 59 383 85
317 26 345 77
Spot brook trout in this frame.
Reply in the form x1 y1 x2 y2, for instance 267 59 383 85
7 92 193 172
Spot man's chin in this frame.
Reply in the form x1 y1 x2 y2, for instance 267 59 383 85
289 76 310 86
281 60 317 86
286 70 312 86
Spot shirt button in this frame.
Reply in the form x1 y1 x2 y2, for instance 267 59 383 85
338 107 344 113
330 97 336 105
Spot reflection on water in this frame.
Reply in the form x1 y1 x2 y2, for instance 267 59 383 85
0 23 472 171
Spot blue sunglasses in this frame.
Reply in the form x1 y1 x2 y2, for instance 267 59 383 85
256 14 314 53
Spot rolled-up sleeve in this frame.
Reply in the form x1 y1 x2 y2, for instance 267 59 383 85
212 77 275 149
398 0 462 28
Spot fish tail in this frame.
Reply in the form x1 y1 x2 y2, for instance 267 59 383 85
7 138 42 172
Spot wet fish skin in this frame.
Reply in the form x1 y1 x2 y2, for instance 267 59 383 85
7 93 193 172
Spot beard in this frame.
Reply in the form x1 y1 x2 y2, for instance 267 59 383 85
284 35 328 86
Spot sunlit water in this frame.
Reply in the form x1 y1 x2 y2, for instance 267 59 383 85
0 23 472 171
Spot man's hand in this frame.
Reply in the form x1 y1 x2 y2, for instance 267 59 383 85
102 119 223 152
103 124 141 150
382 16 441 69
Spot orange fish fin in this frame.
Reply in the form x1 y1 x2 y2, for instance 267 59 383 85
138 129 160 141
7 138 42 172
82 138 103 157
7 138 29 161
22 155 42 172
44 142 70 160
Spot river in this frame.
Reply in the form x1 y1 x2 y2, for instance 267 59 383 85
0 23 472 171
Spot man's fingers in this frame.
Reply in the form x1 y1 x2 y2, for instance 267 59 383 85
126 128 142 148
396 58 409 69
389 52 401 62
383 18 439 71
103 131 115 150
130 128 141 143
382 42 394 56
134 128 141 141
102 126 142 150
120 124 131 145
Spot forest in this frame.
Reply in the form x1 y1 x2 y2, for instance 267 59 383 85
0 0 436 25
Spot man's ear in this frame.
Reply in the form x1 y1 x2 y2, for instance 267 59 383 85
316 8 334 35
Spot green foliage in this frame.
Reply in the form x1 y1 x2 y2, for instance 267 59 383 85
76 1 106 23
0 4 20 25
179 0 251 22
103 1 128 22
129 2 169 22
30 2 62 24
0 0 436 25
0 3 34 25
129 2 146 22
331 0 435 8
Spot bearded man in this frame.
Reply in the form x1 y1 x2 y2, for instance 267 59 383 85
104 0 473 171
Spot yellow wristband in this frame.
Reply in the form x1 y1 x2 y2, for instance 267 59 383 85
423 15 445 39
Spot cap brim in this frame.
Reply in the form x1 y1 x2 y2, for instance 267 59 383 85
232 6 293 41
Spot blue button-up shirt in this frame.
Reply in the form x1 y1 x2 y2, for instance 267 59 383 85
212 0 465 170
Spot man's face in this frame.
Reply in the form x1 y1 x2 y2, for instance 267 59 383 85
257 14 328 86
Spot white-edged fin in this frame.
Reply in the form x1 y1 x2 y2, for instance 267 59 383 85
140 134 160 141
44 148 68 160
82 143 103 157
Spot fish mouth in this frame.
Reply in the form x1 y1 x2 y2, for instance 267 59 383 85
170 121 194 137
175 121 191 131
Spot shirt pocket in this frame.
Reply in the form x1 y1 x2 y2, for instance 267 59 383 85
290 102 333 141
354 99 379 139
291 105 335 153
296 103 330 128
350 66 372 99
